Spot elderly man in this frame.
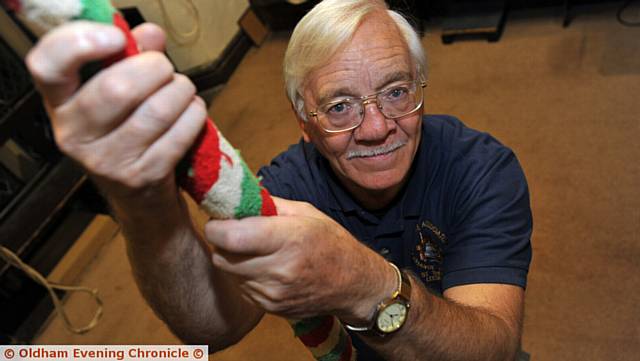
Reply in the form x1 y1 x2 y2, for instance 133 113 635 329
26 0 531 360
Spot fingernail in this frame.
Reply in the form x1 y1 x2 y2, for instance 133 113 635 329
92 28 126 49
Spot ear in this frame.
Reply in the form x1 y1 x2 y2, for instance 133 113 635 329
292 103 312 143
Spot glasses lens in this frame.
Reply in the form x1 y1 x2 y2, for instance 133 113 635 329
379 82 422 119
319 99 362 132
314 81 424 132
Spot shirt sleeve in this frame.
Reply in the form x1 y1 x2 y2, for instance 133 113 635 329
442 145 533 290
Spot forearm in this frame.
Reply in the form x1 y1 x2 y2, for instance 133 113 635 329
361 277 521 361
109 187 263 350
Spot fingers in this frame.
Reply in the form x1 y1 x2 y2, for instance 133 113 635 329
238 284 291 315
131 96 208 179
113 73 197 147
205 218 283 256
212 250 301 315
131 23 166 52
211 250 268 279
234 273 313 319
55 51 174 143
71 94 206 190
26 21 126 108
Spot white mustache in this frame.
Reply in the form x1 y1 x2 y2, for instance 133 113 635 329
346 141 407 160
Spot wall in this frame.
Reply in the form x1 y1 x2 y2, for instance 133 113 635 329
0 9 32 58
113 0 249 72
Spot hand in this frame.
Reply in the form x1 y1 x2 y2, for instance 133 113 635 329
204 197 396 323
26 22 207 204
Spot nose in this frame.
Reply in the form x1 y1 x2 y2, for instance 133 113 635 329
353 101 395 142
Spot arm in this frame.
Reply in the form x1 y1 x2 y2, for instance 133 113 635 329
26 22 262 349
111 188 264 350
339 146 529 360
359 281 523 361
205 198 524 360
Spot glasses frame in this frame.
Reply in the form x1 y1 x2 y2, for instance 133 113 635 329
308 79 427 133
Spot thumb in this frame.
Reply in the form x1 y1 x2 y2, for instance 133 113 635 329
271 197 325 218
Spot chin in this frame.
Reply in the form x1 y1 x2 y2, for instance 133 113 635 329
349 169 405 193
332 151 411 196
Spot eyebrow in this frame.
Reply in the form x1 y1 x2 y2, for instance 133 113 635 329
316 87 357 106
375 71 413 90
316 70 414 106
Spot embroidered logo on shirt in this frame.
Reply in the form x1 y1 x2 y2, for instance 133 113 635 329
412 220 447 284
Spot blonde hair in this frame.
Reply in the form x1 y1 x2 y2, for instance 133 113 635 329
283 0 427 120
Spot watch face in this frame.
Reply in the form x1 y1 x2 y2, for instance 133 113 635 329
376 302 408 333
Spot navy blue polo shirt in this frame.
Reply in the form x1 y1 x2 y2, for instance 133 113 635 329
257 114 532 360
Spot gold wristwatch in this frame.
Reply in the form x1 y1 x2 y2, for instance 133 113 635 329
346 262 412 336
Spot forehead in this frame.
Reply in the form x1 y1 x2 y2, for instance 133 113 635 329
304 12 413 104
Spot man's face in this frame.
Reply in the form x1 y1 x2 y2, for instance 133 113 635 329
299 12 423 208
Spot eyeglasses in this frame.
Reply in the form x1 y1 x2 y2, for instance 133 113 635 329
308 79 427 133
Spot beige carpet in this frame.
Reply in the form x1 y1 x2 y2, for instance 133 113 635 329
36 7 639 361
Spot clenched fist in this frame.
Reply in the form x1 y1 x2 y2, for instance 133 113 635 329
26 22 207 203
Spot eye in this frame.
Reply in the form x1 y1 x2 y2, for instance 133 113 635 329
387 86 409 99
327 101 352 114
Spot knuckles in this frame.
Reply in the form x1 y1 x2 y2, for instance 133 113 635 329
98 74 136 107
264 287 286 304
137 75 196 127
272 267 298 289
98 52 173 105
204 222 236 250
25 51 46 83
174 73 196 94
191 98 208 121
193 95 206 108
256 289 292 314
50 127 75 155
217 230 244 253
139 98 177 127
143 51 174 79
